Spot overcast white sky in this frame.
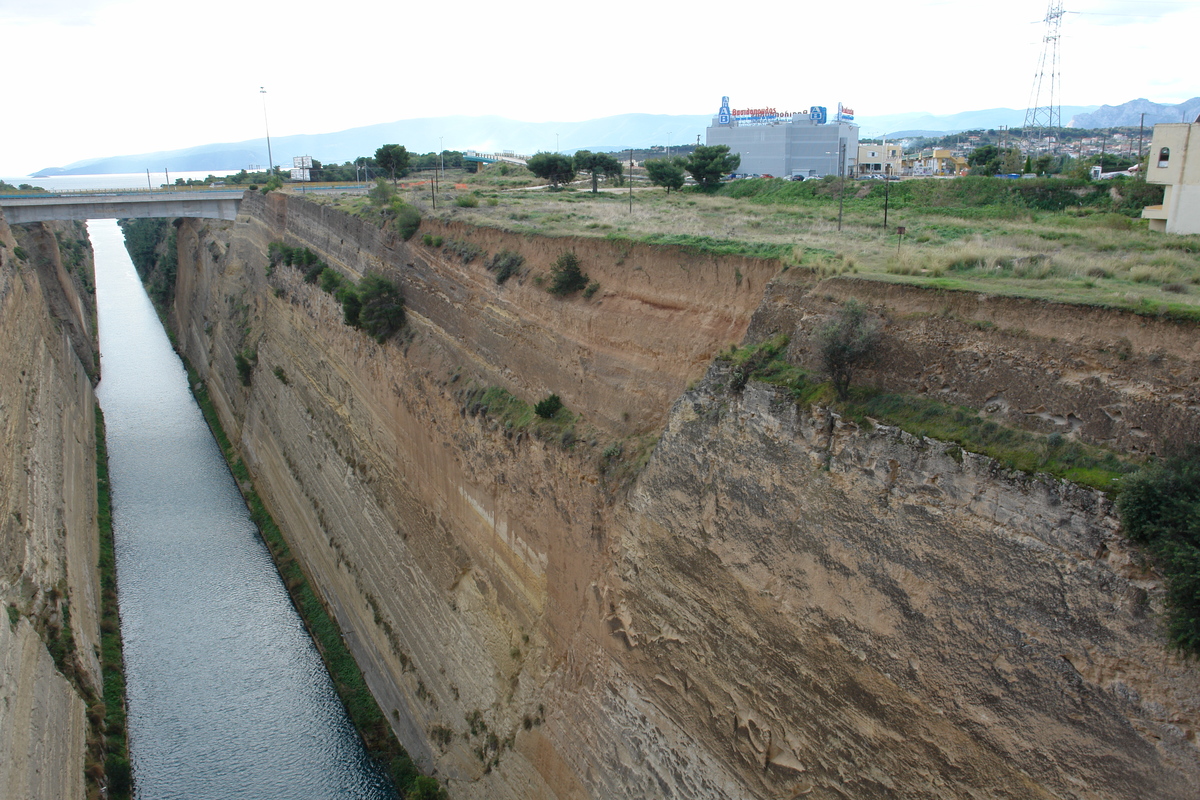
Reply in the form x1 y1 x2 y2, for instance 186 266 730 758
1 0 1197 176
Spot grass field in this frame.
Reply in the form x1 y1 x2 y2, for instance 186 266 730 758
305 169 1200 319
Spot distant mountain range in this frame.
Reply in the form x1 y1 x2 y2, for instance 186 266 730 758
854 106 1102 137
30 98 1198 176
1070 97 1200 129
32 114 714 177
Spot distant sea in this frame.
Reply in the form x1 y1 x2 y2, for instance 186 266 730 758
1 170 239 192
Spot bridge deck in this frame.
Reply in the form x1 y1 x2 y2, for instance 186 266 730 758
0 189 246 223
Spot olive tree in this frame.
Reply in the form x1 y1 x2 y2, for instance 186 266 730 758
816 299 880 400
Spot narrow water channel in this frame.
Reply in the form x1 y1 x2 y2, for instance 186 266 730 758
91 219 394 799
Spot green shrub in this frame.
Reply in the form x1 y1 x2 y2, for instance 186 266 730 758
583 280 600 299
1117 447 1200 653
341 290 362 327
487 249 525 284
370 178 395 206
727 334 795 392
235 349 257 386
319 266 347 294
273 366 289 385
534 394 563 419
105 755 132 796
444 239 484 264
13 245 28 260
548 252 588 296
393 203 421 240
455 195 479 208
357 273 406 342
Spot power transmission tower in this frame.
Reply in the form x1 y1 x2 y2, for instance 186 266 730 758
1024 0 1064 154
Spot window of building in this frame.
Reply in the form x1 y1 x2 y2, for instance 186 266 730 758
1158 147 1170 168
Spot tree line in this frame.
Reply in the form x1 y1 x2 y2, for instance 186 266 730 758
525 145 741 193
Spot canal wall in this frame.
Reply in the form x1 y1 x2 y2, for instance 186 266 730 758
0 211 102 800
171 192 1200 799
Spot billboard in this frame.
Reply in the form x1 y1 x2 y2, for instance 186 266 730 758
290 168 311 181
810 106 827 125
293 155 313 169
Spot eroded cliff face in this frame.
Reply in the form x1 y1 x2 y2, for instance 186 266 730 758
0 212 101 800
750 276 1200 456
614 372 1199 798
172 192 1199 799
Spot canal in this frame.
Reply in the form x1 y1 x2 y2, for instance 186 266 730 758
91 218 393 799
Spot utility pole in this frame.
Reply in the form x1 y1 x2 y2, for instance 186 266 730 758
628 148 633 213
1138 112 1147 167
883 163 891 229
837 140 846 232
260 87 274 177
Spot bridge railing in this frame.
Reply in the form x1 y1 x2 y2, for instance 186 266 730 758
463 150 531 164
0 182 377 200
0 185 249 199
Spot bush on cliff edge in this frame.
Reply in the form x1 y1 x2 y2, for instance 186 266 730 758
1117 446 1200 654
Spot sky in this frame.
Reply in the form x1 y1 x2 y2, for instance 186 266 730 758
1 0 1197 176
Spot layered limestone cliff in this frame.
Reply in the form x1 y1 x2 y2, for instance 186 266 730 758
0 212 102 800
172 191 1199 799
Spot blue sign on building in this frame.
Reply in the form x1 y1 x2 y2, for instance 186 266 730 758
718 96 732 125
809 106 827 125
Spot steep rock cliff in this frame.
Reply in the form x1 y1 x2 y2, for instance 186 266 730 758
171 192 1199 799
0 212 102 800
749 276 1200 456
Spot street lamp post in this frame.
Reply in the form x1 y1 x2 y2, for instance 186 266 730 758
260 87 274 177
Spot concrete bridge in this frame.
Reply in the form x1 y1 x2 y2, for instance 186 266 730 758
463 150 530 166
0 188 245 224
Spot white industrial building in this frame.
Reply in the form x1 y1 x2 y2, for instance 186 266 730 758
705 97 858 179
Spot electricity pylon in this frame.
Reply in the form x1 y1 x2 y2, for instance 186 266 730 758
1024 0 1064 153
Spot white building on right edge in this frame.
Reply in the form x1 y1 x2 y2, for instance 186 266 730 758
1142 119 1200 234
